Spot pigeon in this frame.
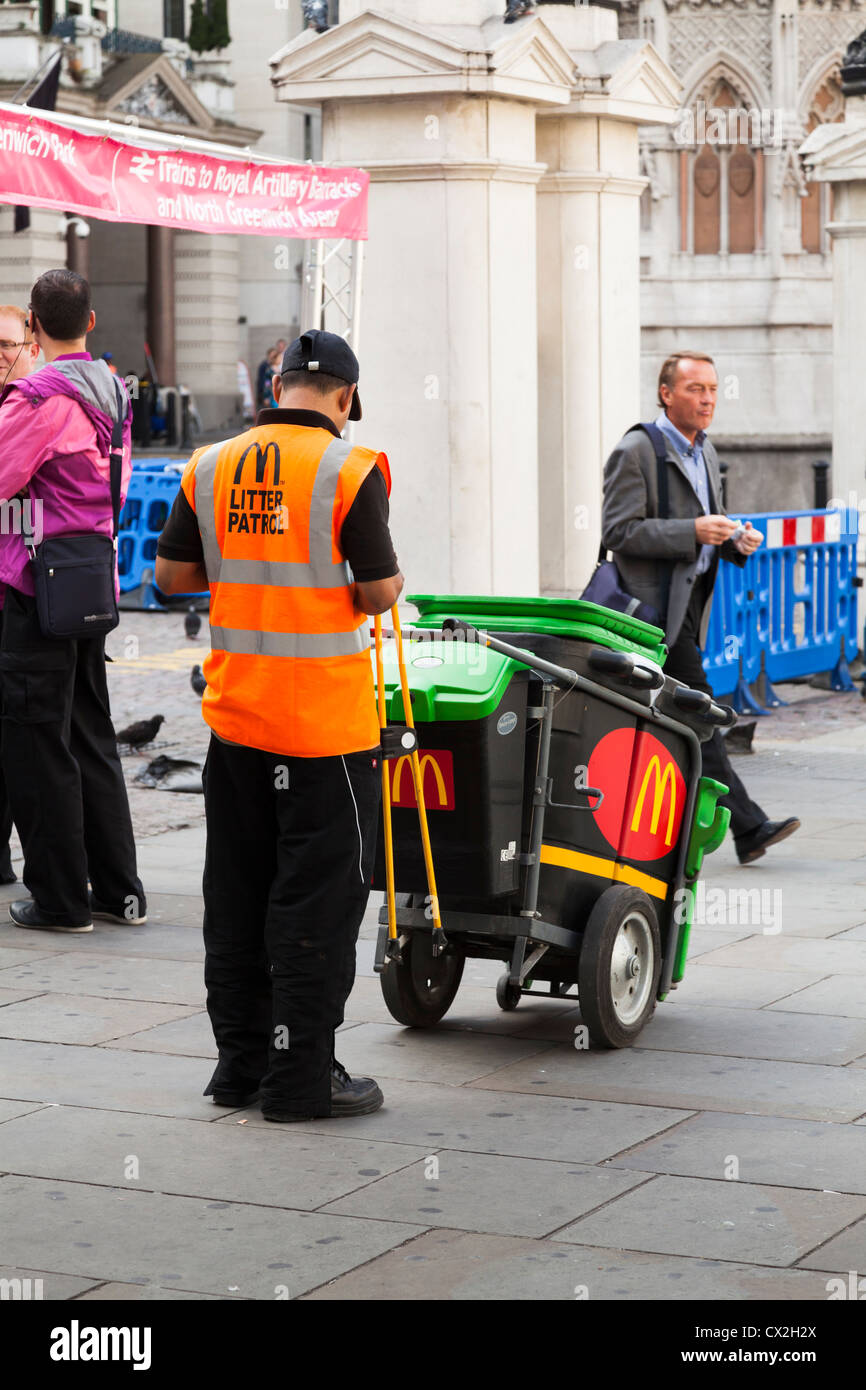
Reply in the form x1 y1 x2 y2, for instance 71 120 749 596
302 0 329 32
504 0 536 21
191 665 207 697
184 606 201 640
115 714 165 750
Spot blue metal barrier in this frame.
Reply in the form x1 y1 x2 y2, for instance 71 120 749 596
702 509 859 704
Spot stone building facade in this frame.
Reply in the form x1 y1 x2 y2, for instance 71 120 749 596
618 0 866 509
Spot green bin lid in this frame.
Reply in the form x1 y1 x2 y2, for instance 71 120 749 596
407 594 667 665
375 638 526 722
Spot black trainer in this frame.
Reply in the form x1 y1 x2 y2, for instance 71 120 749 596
89 894 147 926
9 899 92 933
262 1060 384 1123
736 817 801 865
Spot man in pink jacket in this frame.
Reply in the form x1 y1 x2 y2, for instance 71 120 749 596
0 270 145 932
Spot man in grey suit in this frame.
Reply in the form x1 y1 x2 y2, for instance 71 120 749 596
601 351 800 865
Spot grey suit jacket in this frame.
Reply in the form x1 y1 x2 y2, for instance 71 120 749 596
600 425 747 649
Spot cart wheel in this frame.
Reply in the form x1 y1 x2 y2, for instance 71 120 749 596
380 896 464 1027
577 885 661 1048
496 973 521 1011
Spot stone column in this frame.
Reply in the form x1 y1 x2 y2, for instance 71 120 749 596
801 38 866 631
146 226 176 387
174 231 240 432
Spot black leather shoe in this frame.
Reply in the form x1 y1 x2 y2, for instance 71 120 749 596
262 1060 384 1123
89 894 147 925
9 899 92 933
736 817 801 865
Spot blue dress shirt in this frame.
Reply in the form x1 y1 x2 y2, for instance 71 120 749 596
654 410 714 575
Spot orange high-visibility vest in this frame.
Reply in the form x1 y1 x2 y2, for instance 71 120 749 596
182 423 391 757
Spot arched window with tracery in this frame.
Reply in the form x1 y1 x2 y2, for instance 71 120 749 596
681 76 763 256
801 73 844 254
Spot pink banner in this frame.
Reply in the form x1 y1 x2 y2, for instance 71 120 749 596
0 106 368 240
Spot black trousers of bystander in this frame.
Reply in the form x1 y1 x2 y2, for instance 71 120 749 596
664 573 766 843
0 586 144 923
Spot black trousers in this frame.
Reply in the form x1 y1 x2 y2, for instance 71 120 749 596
665 575 766 843
0 587 144 922
201 734 381 1117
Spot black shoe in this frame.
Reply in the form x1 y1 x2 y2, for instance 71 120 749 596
262 1060 384 1123
9 899 92 933
736 817 801 865
89 894 147 926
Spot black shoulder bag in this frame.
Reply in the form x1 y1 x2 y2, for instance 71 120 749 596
580 421 669 625
27 378 125 640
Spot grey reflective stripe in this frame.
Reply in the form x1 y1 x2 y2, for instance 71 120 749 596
624 597 641 616
195 434 353 591
194 440 229 581
308 436 356 580
217 557 349 589
209 626 368 659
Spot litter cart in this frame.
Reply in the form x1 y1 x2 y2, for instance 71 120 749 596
372 595 735 1048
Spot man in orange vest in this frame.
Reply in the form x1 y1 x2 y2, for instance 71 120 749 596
155 331 403 1122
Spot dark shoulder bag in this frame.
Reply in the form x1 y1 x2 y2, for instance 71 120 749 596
27 378 125 640
581 421 669 626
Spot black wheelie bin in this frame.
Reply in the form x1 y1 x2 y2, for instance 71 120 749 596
373 595 733 1048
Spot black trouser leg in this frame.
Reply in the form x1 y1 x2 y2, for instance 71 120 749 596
666 579 766 843
0 589 90 920
202 737 275 1091
70 633 144 916
202 736 380 1116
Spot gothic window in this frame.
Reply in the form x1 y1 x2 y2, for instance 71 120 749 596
801 75 844 254
681 76 763 256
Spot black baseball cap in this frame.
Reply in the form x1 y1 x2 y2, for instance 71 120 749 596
281 329 362 421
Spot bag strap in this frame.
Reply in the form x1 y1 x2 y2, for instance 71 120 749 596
626 421 669 521
109 377 127 541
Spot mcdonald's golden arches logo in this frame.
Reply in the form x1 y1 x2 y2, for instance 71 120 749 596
388 749 455 810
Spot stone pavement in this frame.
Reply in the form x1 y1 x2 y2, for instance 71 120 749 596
1 620 866 1300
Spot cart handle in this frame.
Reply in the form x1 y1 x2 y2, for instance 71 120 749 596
670 685 737 727
587 647 664 690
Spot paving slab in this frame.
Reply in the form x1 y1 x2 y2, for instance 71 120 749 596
698 935 866 974
0 952 206 1006
673 964 829 1010
0 1265 101 1300
103 1011 215 1058
224 1079 689 1164
319 1150 652 1237
144 893 205 929
554 1174 866 1266
633 1001 866 1064
326 1021 551 1085
0 1038 225 1119
680 929 754 959
0 946 62 969
344 974 577 1038
765 976 866 1019
0 922 204 962
608 1112 866 1194
302 1229 832 1301
0 1105 428 1210
834 924 866 942
0 1174 422 1299
796 1217 866 1274
0 1100 46 1124
0 986 48 1008
0 994 200 1046
133 827 207 897
468 1045 866 1121
74 1282 226 1300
